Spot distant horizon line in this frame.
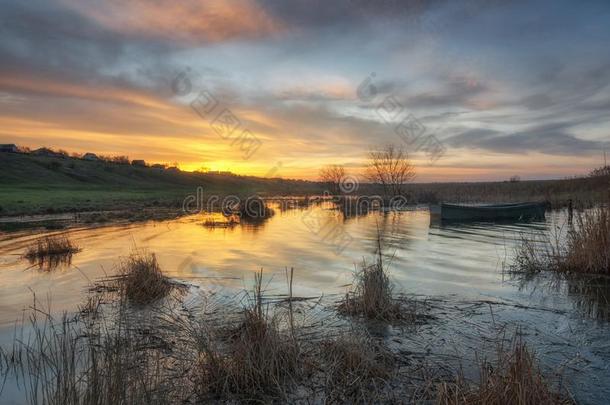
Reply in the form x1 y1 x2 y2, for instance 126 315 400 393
1 142 600 186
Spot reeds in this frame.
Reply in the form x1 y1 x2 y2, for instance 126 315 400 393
0 279 576 404
1 298 174 405
193 269 302 400
23 235 80 269
561 206 610 274
338 232 403 321
514 205 610 275
114 251 172 304
437 338 572 405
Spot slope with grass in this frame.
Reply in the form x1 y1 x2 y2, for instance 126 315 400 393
0 152 322 215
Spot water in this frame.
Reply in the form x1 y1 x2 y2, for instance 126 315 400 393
1 204 609 403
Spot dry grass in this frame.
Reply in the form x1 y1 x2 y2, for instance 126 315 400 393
192 269 302 401
1 283 578 405
114 251 172 305
561 206 610 274
339 259 402 320
321 333 395 402
514 205 610 275
338 231 404 321
23 235 80 269
437 338 572 405
0 297 173 405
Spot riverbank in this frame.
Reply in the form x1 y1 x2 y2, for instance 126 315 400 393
2 152 608 218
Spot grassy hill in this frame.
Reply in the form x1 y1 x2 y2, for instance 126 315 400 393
0 152 322 215
2 152 607 216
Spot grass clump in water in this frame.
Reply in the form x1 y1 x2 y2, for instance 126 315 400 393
321 333 395 402
193 269 302 401
338 231 405 321
437 338 572 405
115 251 172 305
24 234 80 259
339 259 400 320
23 234 80 269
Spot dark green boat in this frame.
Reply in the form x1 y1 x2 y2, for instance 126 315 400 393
430 202 546 221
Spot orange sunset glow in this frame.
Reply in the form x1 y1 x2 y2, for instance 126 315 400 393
1 0 609 181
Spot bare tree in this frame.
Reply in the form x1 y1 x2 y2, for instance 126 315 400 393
365 144 416 197
319 164 346 194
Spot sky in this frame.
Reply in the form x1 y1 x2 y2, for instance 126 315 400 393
1 0 609 182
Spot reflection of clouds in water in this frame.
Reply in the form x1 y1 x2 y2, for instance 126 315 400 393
0 207 591 324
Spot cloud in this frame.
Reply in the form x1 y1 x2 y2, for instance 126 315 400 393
259 0 438 29
1 0 609 181
403 77 489 109
447 124 609 156
60 0 285 45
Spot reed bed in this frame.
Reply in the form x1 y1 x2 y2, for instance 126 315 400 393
0 283 573 405
437 338 572 405
561 205 610 274
23 235 80 268
514 205 610 275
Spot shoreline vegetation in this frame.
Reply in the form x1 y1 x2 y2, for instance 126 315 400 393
513 203 610 276
2 149 609 220
1 242 575 404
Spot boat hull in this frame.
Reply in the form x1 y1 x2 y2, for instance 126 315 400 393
434 202 546 221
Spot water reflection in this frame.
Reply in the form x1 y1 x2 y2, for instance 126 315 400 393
26 252 75 271
0 207 608 326
1 206 610 404
513 272 610 322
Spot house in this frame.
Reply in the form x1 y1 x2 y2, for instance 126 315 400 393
151 163 166 170
0 144 18 153
32 147 65 158
131 159 146 167
82 152 100 161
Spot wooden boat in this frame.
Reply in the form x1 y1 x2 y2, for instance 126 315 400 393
430 202 546 221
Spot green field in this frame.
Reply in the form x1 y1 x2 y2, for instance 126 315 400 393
0 153 321 215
